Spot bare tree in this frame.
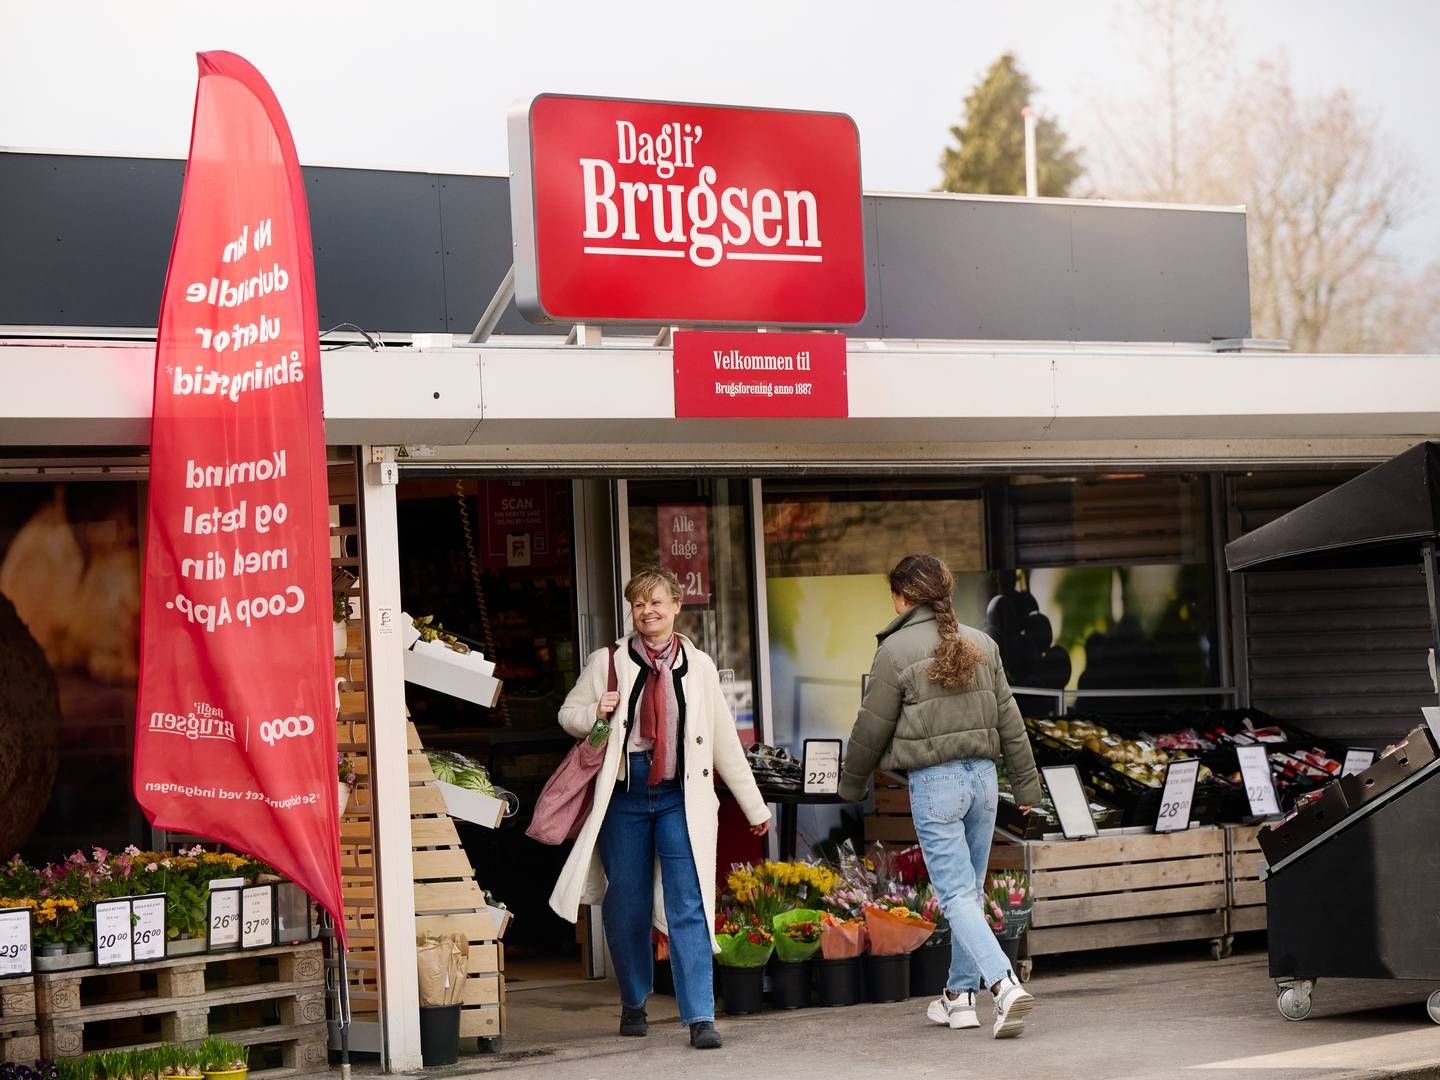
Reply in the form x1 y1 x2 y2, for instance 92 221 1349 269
1086 4 1436 352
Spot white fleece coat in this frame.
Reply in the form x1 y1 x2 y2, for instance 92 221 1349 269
547 635 771 949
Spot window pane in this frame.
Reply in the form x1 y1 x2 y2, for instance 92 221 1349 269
626 479 756 744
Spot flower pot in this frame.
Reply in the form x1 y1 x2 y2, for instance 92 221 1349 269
36 950 95 972
863 952 911 1003
65 946 96 966
812 956 861 1007
169 935 208 956
37 944 64 957
999 933 1024 971
717 964 765 1015
767 959 810 1010
203 1069 248 1080
337 780 352 819
334 620 349 658
909 940 951 998
419 1003 461 1067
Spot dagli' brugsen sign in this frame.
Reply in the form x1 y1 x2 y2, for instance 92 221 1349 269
508 94 866 327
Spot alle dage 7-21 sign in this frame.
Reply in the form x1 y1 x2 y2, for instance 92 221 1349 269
508 94 866 327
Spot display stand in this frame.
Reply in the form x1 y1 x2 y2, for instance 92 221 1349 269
35 944 325 1072
408 730 508 1049
988 828 1231 967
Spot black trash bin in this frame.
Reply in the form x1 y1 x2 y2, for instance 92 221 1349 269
419 1003 461 1067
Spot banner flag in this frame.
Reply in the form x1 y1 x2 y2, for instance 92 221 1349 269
134 51 343 939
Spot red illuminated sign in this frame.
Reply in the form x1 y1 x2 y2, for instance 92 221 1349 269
672 331 848 418
508 94 866 327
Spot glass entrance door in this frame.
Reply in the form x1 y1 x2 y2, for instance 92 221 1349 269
622 479 760 745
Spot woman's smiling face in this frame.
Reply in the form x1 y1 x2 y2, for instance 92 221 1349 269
632 584 682 643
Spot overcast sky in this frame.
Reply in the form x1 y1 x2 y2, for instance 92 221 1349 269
3 0 1436 268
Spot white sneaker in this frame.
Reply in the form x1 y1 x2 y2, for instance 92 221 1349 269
992 976 1034 1038
926 989 979 1029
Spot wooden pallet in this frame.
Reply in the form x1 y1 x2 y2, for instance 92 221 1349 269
1 978 39 1064
991 828 1229 959
35 943 325 1072
1226 824 1267 934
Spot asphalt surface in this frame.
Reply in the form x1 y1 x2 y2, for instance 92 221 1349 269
380 942 1440 1080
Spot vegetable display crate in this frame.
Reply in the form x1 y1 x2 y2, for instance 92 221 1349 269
1226 824 1266 935
0 978 39 1064
989 828 1230 968
35 943 326 1076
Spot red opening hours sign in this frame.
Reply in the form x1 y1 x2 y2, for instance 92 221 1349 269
508 94 866 327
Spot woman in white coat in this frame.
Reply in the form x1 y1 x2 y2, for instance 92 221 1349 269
549 566 771 1050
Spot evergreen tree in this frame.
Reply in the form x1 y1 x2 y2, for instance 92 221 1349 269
939 53 1083 197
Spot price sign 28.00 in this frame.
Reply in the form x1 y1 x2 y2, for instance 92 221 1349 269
1155 759 1201 833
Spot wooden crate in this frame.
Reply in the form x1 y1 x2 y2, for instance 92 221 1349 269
864 772 917 843
35 944 326 1074
1 978 39 1064
994 828 1229 959
1226 824 1267 934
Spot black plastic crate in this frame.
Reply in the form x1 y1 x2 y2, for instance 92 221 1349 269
1258 780 1351 865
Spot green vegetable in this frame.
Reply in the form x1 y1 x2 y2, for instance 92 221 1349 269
426 751 496 797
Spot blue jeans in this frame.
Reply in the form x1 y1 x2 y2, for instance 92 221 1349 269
599 752 714 1025
908 759 1013 993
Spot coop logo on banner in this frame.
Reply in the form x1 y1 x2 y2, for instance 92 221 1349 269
508 94 866 326
133 52 345 942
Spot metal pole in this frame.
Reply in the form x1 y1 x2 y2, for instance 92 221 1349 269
468 266 515 344
1022 107 1038 198
1423 542 1440 709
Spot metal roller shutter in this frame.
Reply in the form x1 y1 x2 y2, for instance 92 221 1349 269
1228 472 1435 742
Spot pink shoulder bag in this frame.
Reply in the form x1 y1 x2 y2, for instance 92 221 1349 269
526 644 618 845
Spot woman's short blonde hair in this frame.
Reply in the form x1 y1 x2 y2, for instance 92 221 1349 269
624 565 683 605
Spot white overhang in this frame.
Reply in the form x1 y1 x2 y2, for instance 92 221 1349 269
0 338 1435 467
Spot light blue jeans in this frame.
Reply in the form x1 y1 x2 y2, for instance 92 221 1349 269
908 758 1013 994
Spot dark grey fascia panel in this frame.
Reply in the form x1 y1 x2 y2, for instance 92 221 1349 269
870 193 1250 342
0 151 1250 342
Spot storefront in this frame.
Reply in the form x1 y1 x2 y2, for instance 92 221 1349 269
4 133 1440 1069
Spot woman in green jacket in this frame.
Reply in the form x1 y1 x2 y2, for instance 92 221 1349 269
840 553 1042 1039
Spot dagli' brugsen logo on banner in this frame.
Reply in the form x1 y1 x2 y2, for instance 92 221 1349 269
509 94 866 327
148 702 236 743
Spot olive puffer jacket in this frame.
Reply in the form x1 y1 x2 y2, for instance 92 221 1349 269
839 604 1043 805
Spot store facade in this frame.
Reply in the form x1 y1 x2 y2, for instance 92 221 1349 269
4 142 1440 1068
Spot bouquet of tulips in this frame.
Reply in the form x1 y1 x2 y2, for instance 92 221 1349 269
985 871 1032 940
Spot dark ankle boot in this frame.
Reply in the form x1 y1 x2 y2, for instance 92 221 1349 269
690 1021 722 1049
620 1005 647 1037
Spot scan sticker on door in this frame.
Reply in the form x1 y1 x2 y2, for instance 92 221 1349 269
95 899 134 967
1155 758 1200 833
0 908 32 977
242 886 275 949
131 895 167 961
1237 745 1282 818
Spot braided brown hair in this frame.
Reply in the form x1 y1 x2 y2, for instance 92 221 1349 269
889 554 986 689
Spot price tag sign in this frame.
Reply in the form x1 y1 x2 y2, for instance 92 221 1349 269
0 908 33 977
1041 765 1099 840
1155 759 1201 833
1237 744 1282 818
241 886 275 950
208 889 241 950
131 895 167 961
802 739 842 795
1341 747 1378 778
95 899 134 967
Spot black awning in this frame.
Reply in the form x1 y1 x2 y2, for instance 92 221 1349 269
1225 442 1440 573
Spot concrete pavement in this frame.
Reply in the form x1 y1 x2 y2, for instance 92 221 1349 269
393 943 1440 1080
